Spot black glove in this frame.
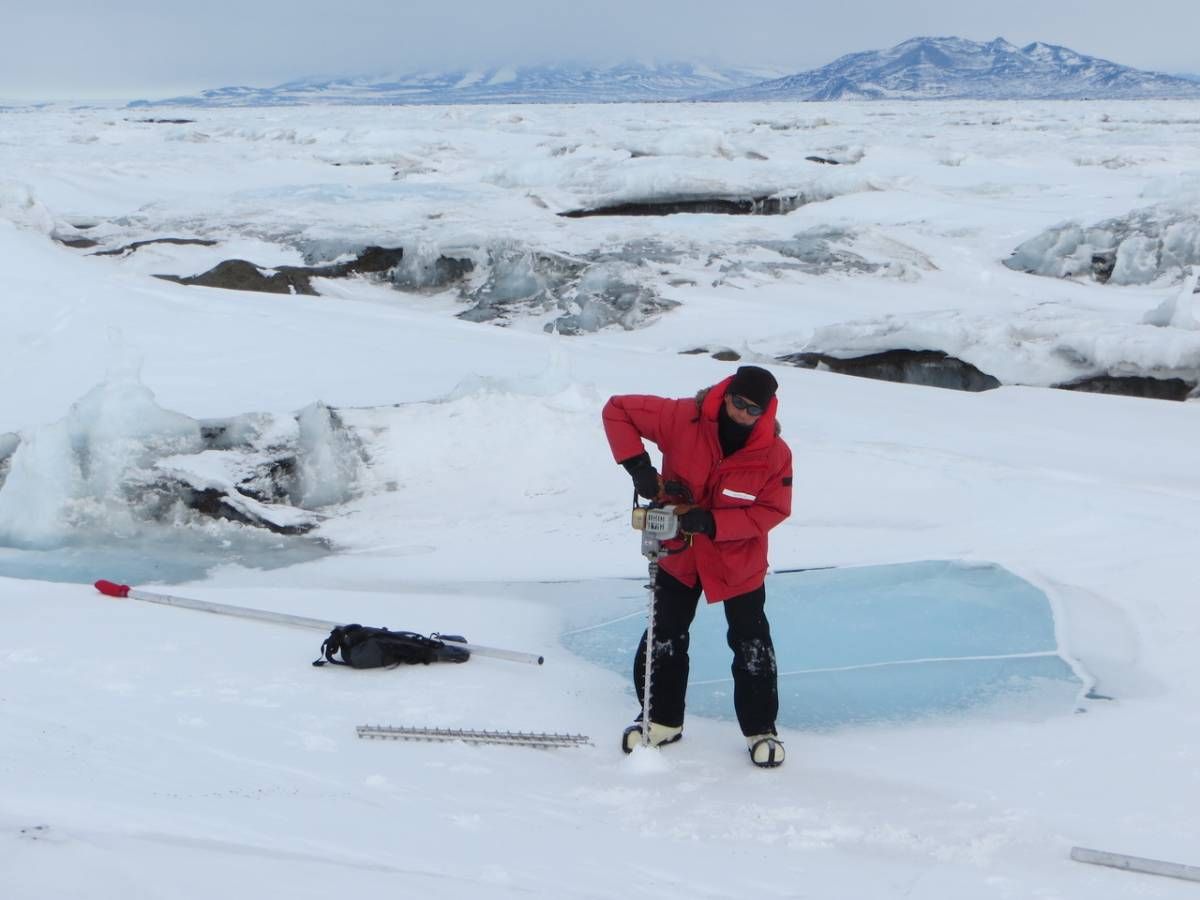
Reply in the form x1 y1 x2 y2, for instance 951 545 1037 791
620 452 661 501
678 507 716 538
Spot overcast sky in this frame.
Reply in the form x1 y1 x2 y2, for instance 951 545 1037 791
4 0 1198 100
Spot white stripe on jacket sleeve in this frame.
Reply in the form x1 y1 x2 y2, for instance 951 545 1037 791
721 488 757 501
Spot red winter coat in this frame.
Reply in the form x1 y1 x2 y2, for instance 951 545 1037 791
603 376 793 602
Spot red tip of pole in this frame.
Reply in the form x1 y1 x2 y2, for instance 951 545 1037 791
94 580 131 598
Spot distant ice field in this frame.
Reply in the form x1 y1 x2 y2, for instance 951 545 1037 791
3 99 1200 392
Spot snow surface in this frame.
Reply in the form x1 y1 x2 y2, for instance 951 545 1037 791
2 99 1200 899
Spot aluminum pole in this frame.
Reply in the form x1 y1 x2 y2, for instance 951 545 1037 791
94 580 544 665
1071 846 1200 883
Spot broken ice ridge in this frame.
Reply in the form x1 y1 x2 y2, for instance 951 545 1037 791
1005 205 1200 286
0 378 366 583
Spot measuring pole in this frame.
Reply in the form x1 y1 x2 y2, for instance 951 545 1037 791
93 580 544 665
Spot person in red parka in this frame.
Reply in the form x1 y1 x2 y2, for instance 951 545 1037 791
602 365 792 768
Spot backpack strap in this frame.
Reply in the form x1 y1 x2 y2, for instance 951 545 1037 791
311 624 361 667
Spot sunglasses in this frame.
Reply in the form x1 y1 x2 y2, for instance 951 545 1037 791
728 394 765 417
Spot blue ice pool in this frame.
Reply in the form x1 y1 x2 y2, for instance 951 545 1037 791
560 560 1090 730
0 533 329 585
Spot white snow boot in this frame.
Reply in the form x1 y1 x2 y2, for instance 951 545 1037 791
621 721 683 753
747 734 785 768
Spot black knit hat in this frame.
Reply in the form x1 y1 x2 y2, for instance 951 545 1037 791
727 365 778 409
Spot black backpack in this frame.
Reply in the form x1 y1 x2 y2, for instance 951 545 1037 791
312 625 471 669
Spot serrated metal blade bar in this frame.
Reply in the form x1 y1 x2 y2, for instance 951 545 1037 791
356 725 591 748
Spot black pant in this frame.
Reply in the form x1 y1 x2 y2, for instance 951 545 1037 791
632 569 778 736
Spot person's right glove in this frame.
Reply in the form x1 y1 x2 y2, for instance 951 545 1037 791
620 452 661 500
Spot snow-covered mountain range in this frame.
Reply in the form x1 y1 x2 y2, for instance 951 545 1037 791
129 39 1200 108
132 62 787 107
705 36 1200 101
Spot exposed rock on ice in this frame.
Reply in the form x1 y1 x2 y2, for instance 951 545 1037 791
535 154 878 221
779 345 1196 400
158 259 321 295
1056 374 1195 401
155 246 405 295
285 244 407 277
682 347 742 361
780 349 1002 392
560 193 805 217
55 235 100 249
92 236 219 257
787 306 1200 400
